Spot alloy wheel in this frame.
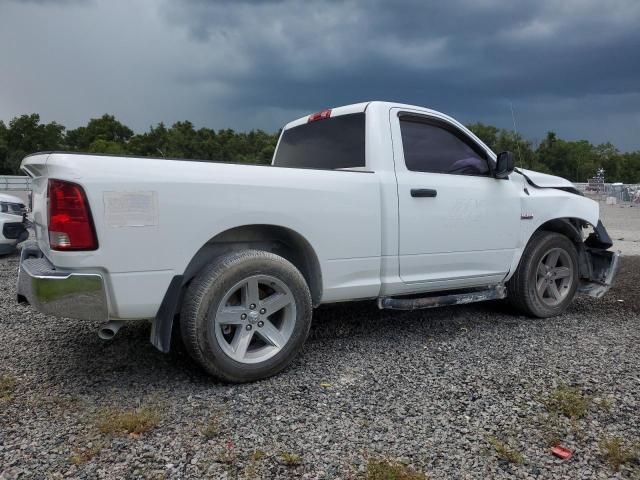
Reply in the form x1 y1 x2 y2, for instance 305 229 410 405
535 247 574 307
212 275 296 364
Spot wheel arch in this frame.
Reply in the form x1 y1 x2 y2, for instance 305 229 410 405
506 216 592 283
183 224 323 305
150 224 323 353
532 217 586 244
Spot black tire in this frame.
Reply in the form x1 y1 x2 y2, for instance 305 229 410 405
180 249 312 383
507 231 579 318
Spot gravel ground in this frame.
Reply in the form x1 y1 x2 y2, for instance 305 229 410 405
598 202 640 256
1 251 639 479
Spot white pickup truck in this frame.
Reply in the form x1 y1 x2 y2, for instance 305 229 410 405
17 101 619 382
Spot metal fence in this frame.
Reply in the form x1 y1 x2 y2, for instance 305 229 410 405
0 176 31 191
574 182 640 206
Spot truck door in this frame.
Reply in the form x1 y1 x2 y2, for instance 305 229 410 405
390 108 521 288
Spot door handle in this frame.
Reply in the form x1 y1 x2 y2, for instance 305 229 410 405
411 188 437 198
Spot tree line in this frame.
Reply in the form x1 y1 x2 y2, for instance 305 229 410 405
1 113 639 183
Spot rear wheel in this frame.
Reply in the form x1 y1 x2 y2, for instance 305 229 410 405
507 232 579 317
180 250 312 382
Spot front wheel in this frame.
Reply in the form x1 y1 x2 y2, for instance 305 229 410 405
507 232 579 318
180 250 312 382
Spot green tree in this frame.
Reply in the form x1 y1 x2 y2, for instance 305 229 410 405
88 139 127 155
467 123 540 170
66 114 133 151
620 152 640 183
1 111 638 182
0 121 8 174
128 123 170 157
536 132 600 182
3 114 64 174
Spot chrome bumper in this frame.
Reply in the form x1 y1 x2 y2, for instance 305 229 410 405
17 241 109 321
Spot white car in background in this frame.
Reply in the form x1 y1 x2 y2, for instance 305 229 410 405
0 193 28 255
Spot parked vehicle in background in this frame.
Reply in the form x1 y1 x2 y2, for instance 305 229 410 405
17 101 619 382
0 193 28 255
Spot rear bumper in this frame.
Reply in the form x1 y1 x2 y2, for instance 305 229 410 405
17 241 109 321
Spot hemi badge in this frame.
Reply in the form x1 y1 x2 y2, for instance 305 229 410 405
521 213 534 220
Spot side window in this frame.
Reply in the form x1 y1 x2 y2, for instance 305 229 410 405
400 117 489 175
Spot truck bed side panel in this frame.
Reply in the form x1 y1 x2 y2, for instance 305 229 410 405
22 154 383 318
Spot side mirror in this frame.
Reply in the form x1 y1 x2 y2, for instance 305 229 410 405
495 151 515 179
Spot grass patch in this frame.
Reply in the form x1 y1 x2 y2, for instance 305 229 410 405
252 450 266 461
0 374 17 401
538 413 569 447
96 406 161 436
69 444 102 465
217 440 237 465
595 397 614 413
201 415 221 439
486 436 524 464
366 458 428 480
543 385 590 419
244 450 267 479
279 452 302 466
599 436 639 472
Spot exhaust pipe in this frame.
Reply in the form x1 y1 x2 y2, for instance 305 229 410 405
98 321 124 341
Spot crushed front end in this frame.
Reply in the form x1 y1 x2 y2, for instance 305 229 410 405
578 220 621 298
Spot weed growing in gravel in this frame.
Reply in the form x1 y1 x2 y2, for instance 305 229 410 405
599 436 639 472
544 384 590 419
69 444 102 465
537 413 570 447
594 396 614 413
486 436 524 464
279 452 303 466
244 450 267 479
201 415 221 439
366 458 428 480
218 440 237 465
0 374 17 401
252 450 266 461
96 406 161 436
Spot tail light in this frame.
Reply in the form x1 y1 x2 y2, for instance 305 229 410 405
48 179 98 251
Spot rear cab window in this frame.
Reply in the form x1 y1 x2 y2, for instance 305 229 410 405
273 113 365 170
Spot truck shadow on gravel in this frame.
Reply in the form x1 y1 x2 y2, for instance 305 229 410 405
26 298 526 391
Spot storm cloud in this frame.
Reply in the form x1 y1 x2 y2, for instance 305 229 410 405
1 0 639 149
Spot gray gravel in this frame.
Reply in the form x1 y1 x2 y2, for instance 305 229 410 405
598 202 640 256
1 249 639 479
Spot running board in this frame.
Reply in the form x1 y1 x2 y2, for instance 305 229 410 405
377 285 507 310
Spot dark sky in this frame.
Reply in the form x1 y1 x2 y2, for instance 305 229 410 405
2 0 639 150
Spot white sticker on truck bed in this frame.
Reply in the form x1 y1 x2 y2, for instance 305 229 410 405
103 191 158 227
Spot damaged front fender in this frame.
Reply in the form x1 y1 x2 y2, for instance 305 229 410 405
577 220 621 298
578 249 621 298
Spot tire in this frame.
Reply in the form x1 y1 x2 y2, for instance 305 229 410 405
507 231 579 318
180 249 312 382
